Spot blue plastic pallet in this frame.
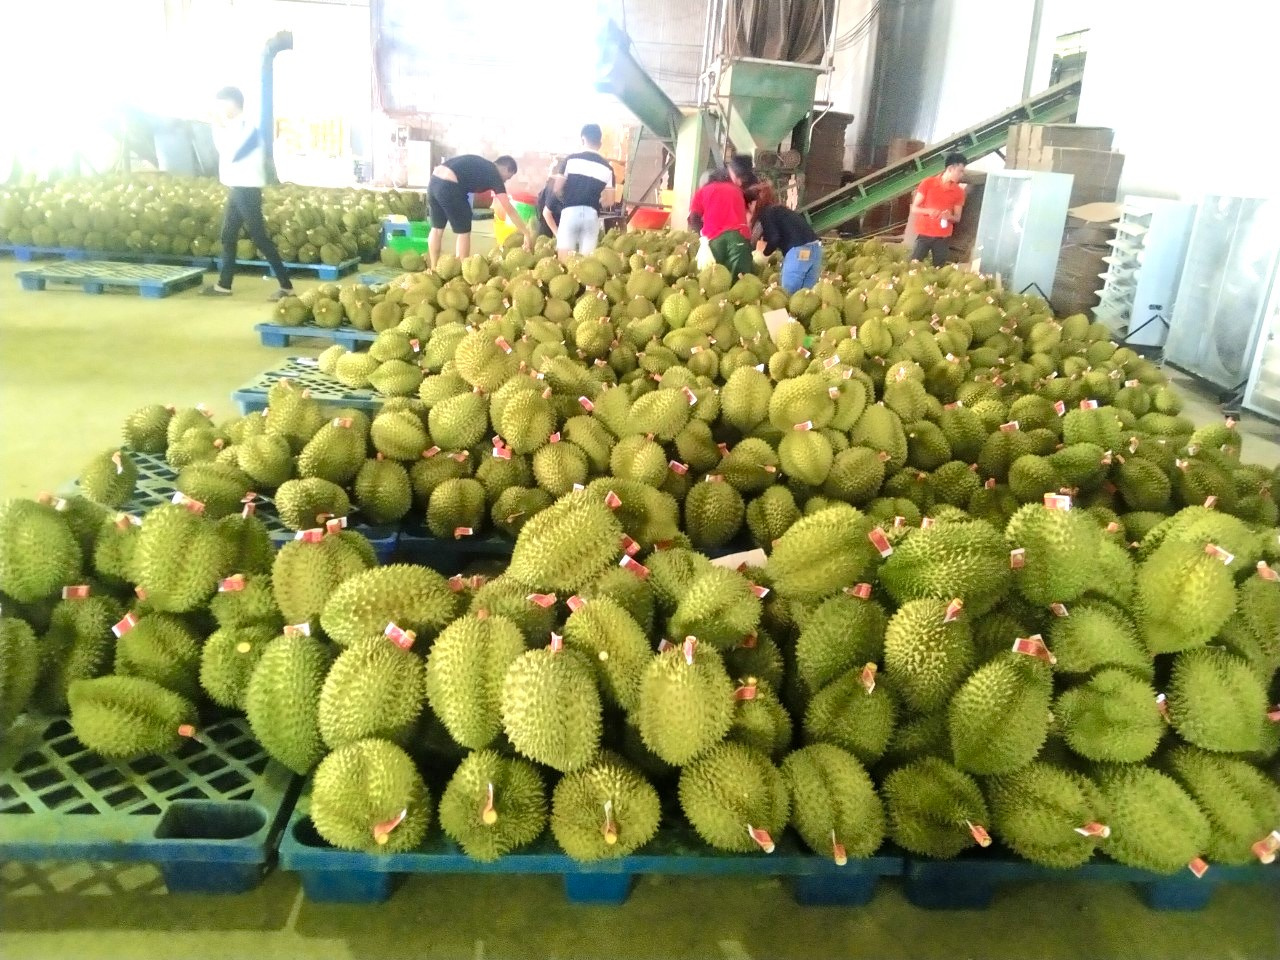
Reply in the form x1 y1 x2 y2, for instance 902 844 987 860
16 260 204 298
396 521 515 568
903 853 1280 912
0 244 90 261
254 322 376 350
279 804 904 906
229 256 358 281
0 714 298 894
232 356 385 415
67 449 397 562
1 244 367 279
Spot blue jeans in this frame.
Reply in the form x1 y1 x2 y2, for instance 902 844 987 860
781 241 822 293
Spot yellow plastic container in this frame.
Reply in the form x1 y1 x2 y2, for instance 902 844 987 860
493 213 516 246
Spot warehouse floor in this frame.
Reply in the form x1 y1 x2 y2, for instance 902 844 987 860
1 256 1278 959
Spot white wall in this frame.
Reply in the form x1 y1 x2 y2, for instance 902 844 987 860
1074 0 1280 200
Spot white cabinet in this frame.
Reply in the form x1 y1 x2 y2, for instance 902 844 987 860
973 171 1073 299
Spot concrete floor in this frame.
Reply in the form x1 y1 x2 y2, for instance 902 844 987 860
1 255 1278 958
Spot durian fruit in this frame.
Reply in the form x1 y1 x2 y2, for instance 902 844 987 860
425 614 527 750
1004 502 1101 605
216 513 275 576
647 546 713 614
767 505 879 603
370 408 429 461
33 595 123 713
123 404 174 453
199 622 277 709
1046 600 1149 676
1136 540 1237 654
745 485 801 548
273 477 351 532
297 420 366 486
244 633 332 775
92 513 142 585
883 597 975 713
507 497 623 593
803 670 898 765
319 637 426 750
427 477 487 539
1096 766 1210 874
237 434 295 490
468 576 558 641
678 742 790 853
271 532 374 630
1164 746 1280 865
319 564 456 647
727 676 792 758
67 675 197 760
636 643 735 765
114 612 203 700
682 479 746 548
438 750 547 861
79 449 138 507
1167 648 1267 753
1055 668 1164 763
353 458 413 524
562 596 651 711
0 498 83 603
666 566 761 651
795 593 887 692
882 757 990 859
879 520 1010 617
987 762 1109 868
552 753 661 861
781 744 886 862
948 651 1053 775
309 738 431 853
500 644 602 773
1218 574 1280 676
0 616 40 727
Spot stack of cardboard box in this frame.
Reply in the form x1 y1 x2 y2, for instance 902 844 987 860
1005 123 1123 315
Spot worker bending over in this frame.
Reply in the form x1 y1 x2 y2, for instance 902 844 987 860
745 184 822 294
535 160 566 240
428 154 531 268
909 152 967 265
556 124 615 260
689 170 754 279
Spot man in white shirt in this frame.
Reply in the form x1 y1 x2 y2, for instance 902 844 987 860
554 124 615 261
204 86 294 300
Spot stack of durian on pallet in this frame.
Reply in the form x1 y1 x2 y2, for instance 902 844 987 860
1 231 1278 874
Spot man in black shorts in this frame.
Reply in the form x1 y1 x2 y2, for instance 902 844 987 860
427 154 532 267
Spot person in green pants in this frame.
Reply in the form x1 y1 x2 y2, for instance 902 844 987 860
688 170 754 279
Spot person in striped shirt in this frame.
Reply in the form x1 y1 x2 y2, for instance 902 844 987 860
554 124 615 261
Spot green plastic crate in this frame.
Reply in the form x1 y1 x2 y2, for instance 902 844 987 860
387 235 430 255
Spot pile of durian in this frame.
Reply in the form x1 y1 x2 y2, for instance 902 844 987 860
0 174 424 264
1 231 1278 876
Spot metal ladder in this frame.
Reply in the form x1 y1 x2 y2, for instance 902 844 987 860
801 77 1083 234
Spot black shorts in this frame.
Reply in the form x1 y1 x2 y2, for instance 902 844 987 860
428 177 472 234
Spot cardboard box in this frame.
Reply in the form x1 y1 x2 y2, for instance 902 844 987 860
1026 124 1114 153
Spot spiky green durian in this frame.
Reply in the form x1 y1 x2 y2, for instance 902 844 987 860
795 593 887 692
1096 766 1210 874
439 750 547 861
271 532 374 629
353 457 413 524
1004 502 1101 606
562 596 651 711
879 520 1010 616
682 479 746 548
551 754 661 861
274 477 351 532
79 449 138 508
428 392 489 451
236 434 295 490
244 633 332 775
132 503 231 612
882 757 990 859
0 498 82 603
883 597 975 713
1136 540 1237 654
722 366 773 432
123 404 174 453
781 744 885 862
309 738 431 853
987 762 1108 868
766 505 879 603
467 576 558 641
425 614 528 750
427 477 487 539
947 652 1052 775
1055 668 1164 763
1164 746 1280 865
319 564 456 647
319 636 426 750
1046 599 1149 676
667 567 762 651
1167 648 1268 754
679 743 790 853
803 669 897 765
0 617 39 727
68 675 197 759
636 643 735 765
821 447 887 505
508 497 623 593
500 644 602 773
1218 574 1280 675
849 403 908 469
726 676 792 758
199 622 277 709
296 420 365 486
114 611 203 700
370 409 429 461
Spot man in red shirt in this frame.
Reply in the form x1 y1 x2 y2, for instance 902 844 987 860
689 169 753 278
909 152 967 265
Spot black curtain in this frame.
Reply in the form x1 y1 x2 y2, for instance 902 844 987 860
724 0 834 64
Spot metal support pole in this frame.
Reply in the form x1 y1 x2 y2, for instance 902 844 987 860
1022 0 1045 100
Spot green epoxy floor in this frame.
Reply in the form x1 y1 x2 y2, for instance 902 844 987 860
1 256 1279 959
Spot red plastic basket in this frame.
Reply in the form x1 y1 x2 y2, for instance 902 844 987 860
629 208 671 230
